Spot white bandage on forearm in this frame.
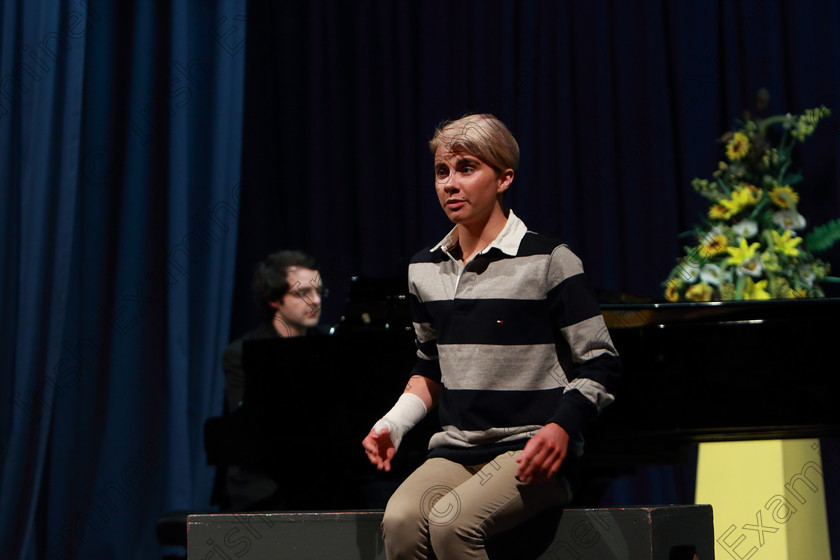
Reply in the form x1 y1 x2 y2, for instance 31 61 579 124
373 393 428 452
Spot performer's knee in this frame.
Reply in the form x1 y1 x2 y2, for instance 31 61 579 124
427 492 483 558
382 498 427 554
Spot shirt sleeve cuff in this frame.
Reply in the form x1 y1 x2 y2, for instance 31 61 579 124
548 390 596 438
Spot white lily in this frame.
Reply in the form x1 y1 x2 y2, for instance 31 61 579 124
679 264 700 284
772 210 807 231
732 219 759 239
737 257 764 278
700 263 725 286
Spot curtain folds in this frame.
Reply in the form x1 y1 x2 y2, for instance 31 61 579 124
0 1 246 559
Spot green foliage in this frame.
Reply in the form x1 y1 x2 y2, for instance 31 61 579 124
805 218 840 253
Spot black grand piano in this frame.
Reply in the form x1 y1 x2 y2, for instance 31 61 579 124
204 283 840 510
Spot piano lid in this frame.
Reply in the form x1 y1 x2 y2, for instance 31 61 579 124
601 296 840 329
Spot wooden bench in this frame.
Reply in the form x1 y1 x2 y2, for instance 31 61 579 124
187 504 713 559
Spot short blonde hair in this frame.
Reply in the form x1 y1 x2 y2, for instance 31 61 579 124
429 114 520 173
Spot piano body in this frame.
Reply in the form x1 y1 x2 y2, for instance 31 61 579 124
590 298 840 462
204 292 840 509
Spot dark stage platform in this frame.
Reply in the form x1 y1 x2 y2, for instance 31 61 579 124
187 505 713 560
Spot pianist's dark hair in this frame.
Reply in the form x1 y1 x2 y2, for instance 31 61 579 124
252 250 319 319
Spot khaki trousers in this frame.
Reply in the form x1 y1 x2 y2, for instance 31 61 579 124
381 450 572 560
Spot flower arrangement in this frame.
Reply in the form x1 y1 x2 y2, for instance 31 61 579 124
663 100 840 302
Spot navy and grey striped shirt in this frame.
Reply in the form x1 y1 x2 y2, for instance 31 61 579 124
408 211 621 464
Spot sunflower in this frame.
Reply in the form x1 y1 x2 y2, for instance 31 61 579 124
699 234 728 258
708 204 731 220
769 185 800 209
725 131 751 161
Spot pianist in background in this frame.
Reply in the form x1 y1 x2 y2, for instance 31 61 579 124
221 249 325 511
362 114 622 560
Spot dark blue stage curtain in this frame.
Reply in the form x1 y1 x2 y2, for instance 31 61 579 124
235 0 840 555
0 1 245 559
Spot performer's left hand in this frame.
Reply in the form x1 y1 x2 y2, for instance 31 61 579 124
516 423 569 483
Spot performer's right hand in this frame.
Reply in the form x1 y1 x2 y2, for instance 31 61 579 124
362 427 396 472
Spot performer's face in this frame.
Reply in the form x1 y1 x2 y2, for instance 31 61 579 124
433 145 512 227
271 267 322 337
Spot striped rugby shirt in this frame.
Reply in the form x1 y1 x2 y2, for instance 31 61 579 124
408 210 621 464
